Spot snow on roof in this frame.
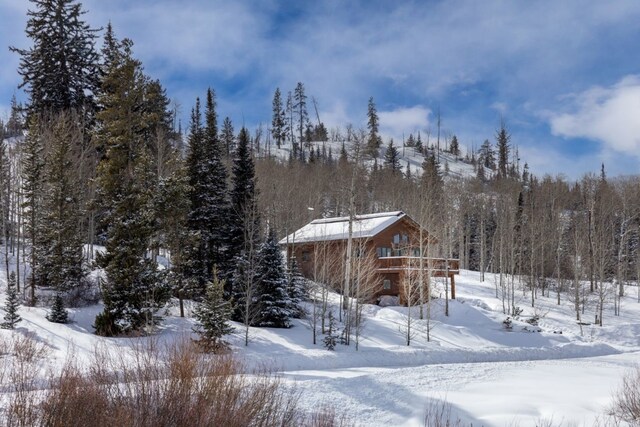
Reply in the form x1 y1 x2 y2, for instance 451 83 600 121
279 211 406 245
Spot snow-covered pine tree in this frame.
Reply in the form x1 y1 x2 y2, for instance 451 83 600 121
293 82 309 151
193 269 234 352
94 42 169 336
256 228 291 328
46 293 69 324
271 88 286 149
286 257 307 319
156 163 193 316
2 272 21 329
226 128 260 285
366 96 381 157
40 114 85 297
384 140 401 174
323 311 338 351
202 89 229 280
496 123 511 180
21 115 45 305
186 89 230 295
10 0 100 116
478 139 495 170
221 117 235 157
449 134 460 157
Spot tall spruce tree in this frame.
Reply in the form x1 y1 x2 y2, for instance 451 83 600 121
40 114 85 296
11 0 100 116
496 122 511 179
449 135 460 157
367 97 381 156
227 128 260 271
2 272 21 329
271 88 286 149
21 116 45 305
384 140 401 174
293 82 309 150
186 89 229 294
221 117 235 157
478 139 496 170
256 228 291 328
94 42 169 336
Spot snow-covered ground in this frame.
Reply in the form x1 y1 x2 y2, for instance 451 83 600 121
1 256 639 425
265 138 477 179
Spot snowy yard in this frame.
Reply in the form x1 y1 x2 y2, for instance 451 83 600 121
1 267 639 426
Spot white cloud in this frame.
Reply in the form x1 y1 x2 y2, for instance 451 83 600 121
378 106 431 141
550 75 640 156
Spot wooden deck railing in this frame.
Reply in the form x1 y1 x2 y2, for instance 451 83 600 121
377 256 459 274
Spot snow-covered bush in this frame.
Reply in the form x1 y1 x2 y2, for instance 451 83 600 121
502 317 513 330
323 311 338 351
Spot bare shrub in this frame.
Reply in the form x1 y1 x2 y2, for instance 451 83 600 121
35 338 342 427
3 333 50 427
609 366 640 424
304 404 351 427
424 398 463 427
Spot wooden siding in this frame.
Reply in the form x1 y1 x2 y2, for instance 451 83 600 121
284 214 459 304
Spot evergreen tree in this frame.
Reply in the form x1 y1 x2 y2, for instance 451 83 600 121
384 140 401 174
6 95 24 137
11 0 100 116
367 97 381 156
186 89 230 294
0 135 10 250
94 43 169 336
156 162 193 316
40 114 85 295
496 122 511 179
256 228 291 328
100 22 122 75
2 272 21 329
46 293 69 324
193 269 234 352
339 142 349 166
286 258 307 319
221 117 235 157
416 131 423 153
227 128 260 272
406 133 415 147
449 135 460 157
421 152 444 194
271 88 285 149
293 82 309 150
21 116 45 304
478 139 496 170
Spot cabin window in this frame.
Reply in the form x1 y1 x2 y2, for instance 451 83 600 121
393 233 409 245
302 250 310 261
394 248 406 256
412 248 421 257
383 279 392 290
377 247 392 257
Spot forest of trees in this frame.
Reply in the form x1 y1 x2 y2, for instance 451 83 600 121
1 0 639 349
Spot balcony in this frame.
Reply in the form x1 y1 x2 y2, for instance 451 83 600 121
377 256 460 275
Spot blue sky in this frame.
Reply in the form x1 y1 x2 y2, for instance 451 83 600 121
2 0 640 178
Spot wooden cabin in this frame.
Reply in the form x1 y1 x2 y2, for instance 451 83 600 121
279 211 459 304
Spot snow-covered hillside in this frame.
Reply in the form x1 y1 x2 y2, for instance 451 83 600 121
266 138 477 179
1 256 638 426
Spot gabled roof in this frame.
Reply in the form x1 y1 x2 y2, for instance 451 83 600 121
279 211 407 245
